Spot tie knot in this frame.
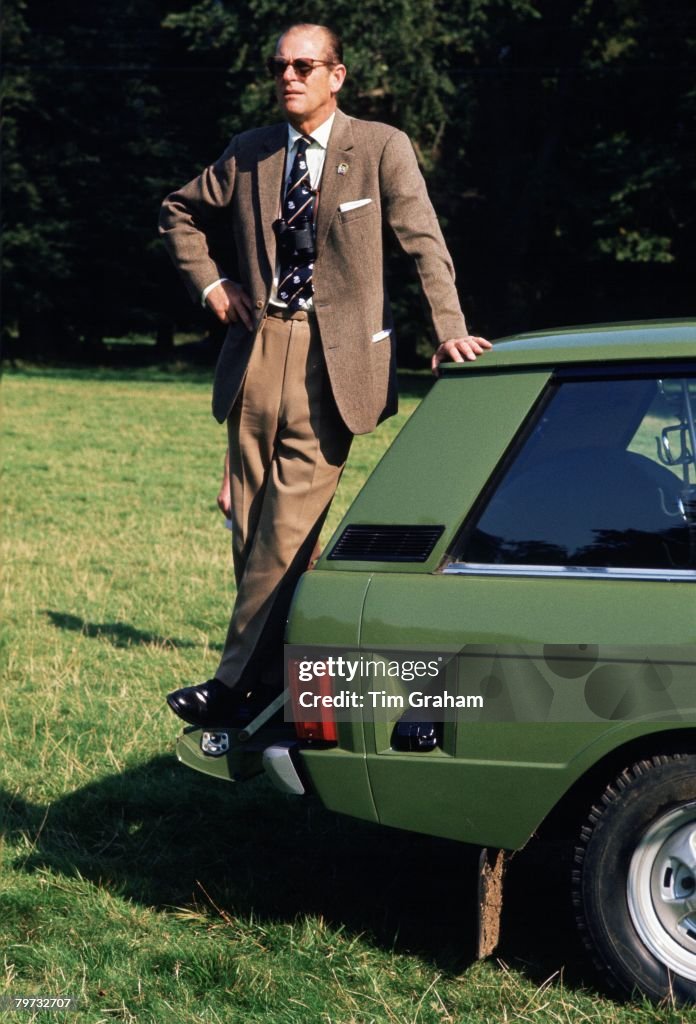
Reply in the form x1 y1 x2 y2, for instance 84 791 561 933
296 136 311 155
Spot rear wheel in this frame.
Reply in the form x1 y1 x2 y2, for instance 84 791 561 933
573 754 696 1003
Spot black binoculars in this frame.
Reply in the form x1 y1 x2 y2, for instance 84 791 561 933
273 217 316 261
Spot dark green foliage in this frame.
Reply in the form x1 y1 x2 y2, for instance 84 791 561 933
2 0 694 360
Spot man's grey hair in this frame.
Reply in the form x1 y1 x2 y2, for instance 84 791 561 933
276 24 343 65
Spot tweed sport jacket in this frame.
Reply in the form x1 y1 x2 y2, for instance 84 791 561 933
159 109 468 435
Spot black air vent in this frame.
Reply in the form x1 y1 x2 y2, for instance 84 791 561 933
327 524 445 562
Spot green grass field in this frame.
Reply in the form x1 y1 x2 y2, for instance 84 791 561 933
1 365 693 1023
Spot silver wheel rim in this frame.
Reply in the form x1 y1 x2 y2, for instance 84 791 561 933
628 801 696 981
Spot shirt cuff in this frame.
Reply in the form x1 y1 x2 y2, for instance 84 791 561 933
201 278 229 307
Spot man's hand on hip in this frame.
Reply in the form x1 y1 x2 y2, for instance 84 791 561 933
431 335 493 375
206 281 254 330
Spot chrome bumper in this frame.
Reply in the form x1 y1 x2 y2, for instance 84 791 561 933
262 740 307 796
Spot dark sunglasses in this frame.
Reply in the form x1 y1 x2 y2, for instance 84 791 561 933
266 56 335 79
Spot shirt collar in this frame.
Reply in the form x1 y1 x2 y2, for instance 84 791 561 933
287 111 336 151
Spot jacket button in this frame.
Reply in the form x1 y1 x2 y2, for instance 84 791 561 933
255 300 263 309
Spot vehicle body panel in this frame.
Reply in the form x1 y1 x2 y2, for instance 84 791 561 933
315 371 551 573
357 573 696 845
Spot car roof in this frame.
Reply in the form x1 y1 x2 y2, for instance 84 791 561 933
441 319 696 374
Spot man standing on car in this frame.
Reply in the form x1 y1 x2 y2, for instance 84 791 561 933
160 22 491 728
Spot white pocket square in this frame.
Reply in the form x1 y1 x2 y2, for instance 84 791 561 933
371 329 392 343
339 198 372 212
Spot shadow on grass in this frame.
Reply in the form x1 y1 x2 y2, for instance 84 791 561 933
44 611 198 650
0 756 482 974
0 754 597 991
496 837 594 993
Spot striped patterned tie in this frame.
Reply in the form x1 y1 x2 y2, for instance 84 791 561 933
278 137 315 311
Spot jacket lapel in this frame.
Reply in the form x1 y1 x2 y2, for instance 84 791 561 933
315 109 354 257
257 124 287 277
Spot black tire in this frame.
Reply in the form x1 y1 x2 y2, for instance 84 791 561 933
573 754 696 1004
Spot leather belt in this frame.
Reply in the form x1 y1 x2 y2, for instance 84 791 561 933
265 306 316 322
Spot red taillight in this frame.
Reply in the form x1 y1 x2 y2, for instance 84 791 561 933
287 660 338 742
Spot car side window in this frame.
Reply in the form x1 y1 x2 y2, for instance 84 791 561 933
459 374 696 571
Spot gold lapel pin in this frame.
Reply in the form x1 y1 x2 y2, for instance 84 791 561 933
337 162 349 175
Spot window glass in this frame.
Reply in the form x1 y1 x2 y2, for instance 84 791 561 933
460 375 696 570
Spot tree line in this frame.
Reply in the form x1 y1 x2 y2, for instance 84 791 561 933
3 0 694 365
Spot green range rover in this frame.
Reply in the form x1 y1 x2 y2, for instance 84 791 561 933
177 319 696 1004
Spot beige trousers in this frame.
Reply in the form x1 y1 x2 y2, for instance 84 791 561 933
215 310 352 691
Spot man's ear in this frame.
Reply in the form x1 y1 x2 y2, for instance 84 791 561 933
330 64 347 97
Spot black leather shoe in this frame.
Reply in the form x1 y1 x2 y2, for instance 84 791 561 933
166 678 257 728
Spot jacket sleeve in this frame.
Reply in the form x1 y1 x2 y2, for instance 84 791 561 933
379 129 468 343
159 138 238 304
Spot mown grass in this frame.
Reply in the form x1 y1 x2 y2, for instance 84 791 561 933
1 364 694 1023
